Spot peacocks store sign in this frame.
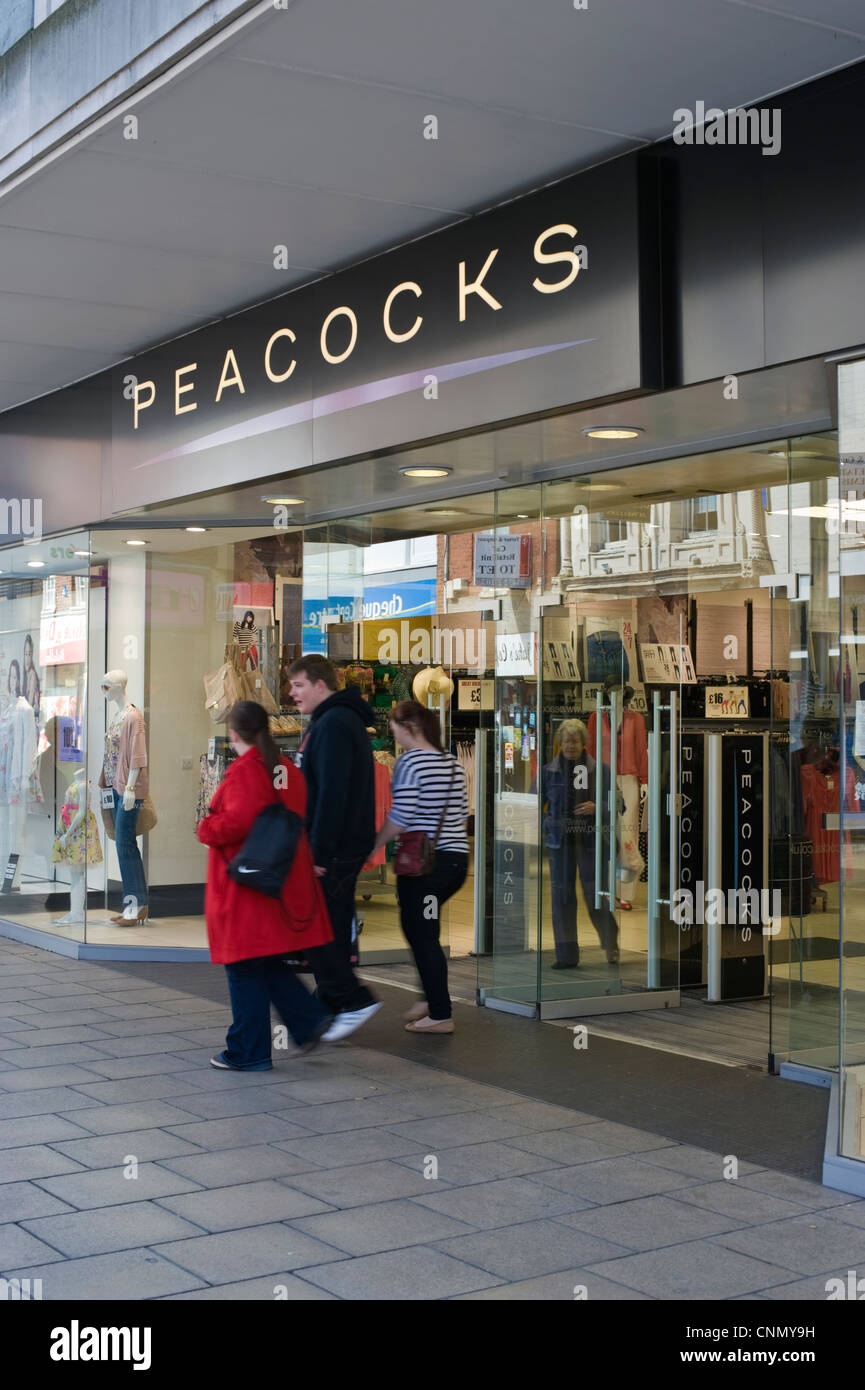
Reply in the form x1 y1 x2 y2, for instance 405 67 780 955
111 156 660 508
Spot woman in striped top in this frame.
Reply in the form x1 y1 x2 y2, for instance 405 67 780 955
372 700 468 1034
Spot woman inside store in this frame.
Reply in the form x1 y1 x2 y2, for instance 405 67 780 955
371 700 468 1035
196 700 335 1068
542 718 619 968
232 609 259 670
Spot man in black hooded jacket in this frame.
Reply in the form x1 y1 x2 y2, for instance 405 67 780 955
289 655 380 1038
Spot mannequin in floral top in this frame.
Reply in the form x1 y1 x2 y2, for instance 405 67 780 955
52 771 102 925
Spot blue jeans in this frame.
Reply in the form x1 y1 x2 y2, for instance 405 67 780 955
113 789 148 910
223 955 333 1068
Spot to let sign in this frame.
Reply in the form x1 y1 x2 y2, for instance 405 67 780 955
474 534 532 589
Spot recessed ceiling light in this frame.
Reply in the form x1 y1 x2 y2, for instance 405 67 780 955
126 539 147 547
400 466 453 479
185 526 207 533
579 482 624 493
262 496 304 506
516 513 530 519
27 560 45 568
582 426 644 441
73 549 91 557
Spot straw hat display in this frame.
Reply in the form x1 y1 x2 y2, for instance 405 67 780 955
412 665 454 705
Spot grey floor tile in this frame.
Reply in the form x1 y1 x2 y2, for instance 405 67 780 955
394 1141 558 1186
413 1176 590 1230
820 1199 865 1229
21 1201 205 1257
586 1241 800 1299
257 1076 399 1107
672 1181 814 1224
760 1267 862 1300
712 1213 865 1276
557 1194 747 1251
0 1182 76 1223
491 1100 599 1131
7 993 112 1013
83 1034 201 1057
36 1162 203 1209
0 1064 107 1091
0 1144 85 1183
0 1222 67 1270
299 1245 505 1300
158 1179 333 1230
455 1270 652 1300
167 1274 337 1300
385 1111 536 1150
1 1010 119 1030
152 1223 346 1281
0 1044 113 1068
50 1128 205 1169
386 1081 526 1112
432 1217 630 1280
737 1171 860 1210
155 1088 311 1122
0 1114 93 1150
3 1248 206 1299
504 1125 639 1167
282 1159 440 1209
68 1055 206 1080
639 1145 764 1182
163 1115 314 1149
530 1157 700 1205
156 1144 323 1187
566 1121 676 1155
0 1026 115 1048
273 1129 423 1169
276 1097 425 1135
59 1101 207 1135
62 1076 208 1106
290 1198 474 1255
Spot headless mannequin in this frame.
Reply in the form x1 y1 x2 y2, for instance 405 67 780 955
100 670 149 924
0 685 37 892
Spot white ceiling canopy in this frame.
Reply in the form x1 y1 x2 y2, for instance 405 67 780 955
0 0 863 417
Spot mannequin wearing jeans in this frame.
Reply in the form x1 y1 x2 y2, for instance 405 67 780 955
98 670 150 925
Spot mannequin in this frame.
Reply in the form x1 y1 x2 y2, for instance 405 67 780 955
587 677 648 911
97 670 150 925
52 770 102 925
0 665 41 891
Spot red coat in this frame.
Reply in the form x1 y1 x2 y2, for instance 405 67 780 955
196 748 334 964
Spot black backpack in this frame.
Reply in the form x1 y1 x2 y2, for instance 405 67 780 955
226 786 305 900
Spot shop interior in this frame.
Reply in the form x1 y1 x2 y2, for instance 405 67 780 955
0 423 862 1094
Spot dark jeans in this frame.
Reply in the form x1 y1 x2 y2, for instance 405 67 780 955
112 790 148 909
548 832 618 964
223 955 332 1068
396 850 468 1021
308 855 376 1014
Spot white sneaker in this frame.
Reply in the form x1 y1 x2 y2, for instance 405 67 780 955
321 1001 382 1042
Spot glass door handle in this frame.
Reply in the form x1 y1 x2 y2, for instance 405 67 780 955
593 689 619 911
668 689 679 917
608 687 619 915
594 690 603 910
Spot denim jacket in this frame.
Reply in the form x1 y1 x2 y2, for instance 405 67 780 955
542 751 610 850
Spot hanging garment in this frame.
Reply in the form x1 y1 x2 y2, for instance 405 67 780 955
587 709 648 784
8 697 39 805
363 757 393 869
801 761 856 884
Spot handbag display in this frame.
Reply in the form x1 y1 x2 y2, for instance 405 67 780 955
240 667 279 715
393 755 457 877
100 793 158 841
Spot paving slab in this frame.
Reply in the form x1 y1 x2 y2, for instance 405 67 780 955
167 1273 337 1300
556 1194 748 1251
57 1100 203 1135
289 1198 475 1256
281 1159 444 1209
671 1180 816 1224
585 1241 801 1299
36 1162 204 1210
412 1175 591 1230
0 1222 67 1270
153 1088 312 1122
20 1201 205 1257
431 1217 630 1280
82 1034 201 1057
163 1115 315 1149
759 1267 861 1300
273 1128 423 1170
529 1157 701 1205
711 1213 865 1276
394 1141 559 1186
273 1097 425 1134
0 1182 76 1223
0 1064 107 1091
384 1110 537 1150
152 1223 346 1281
2 1248 207 1299
506 1125 649 1167
0 1045 113 1068
66 1055 206 1080
737 1171 861 1210
639 1145 765 1182
455 1269 653 1300
488 1100 599 1131
299 1244 505 1299
49 1128 205 1169
0 1144 85 1183
158 1179 333 1230
155 1144 324 1187
0 1114 94 1150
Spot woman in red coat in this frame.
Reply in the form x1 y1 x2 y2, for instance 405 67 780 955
197 701 335 1070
